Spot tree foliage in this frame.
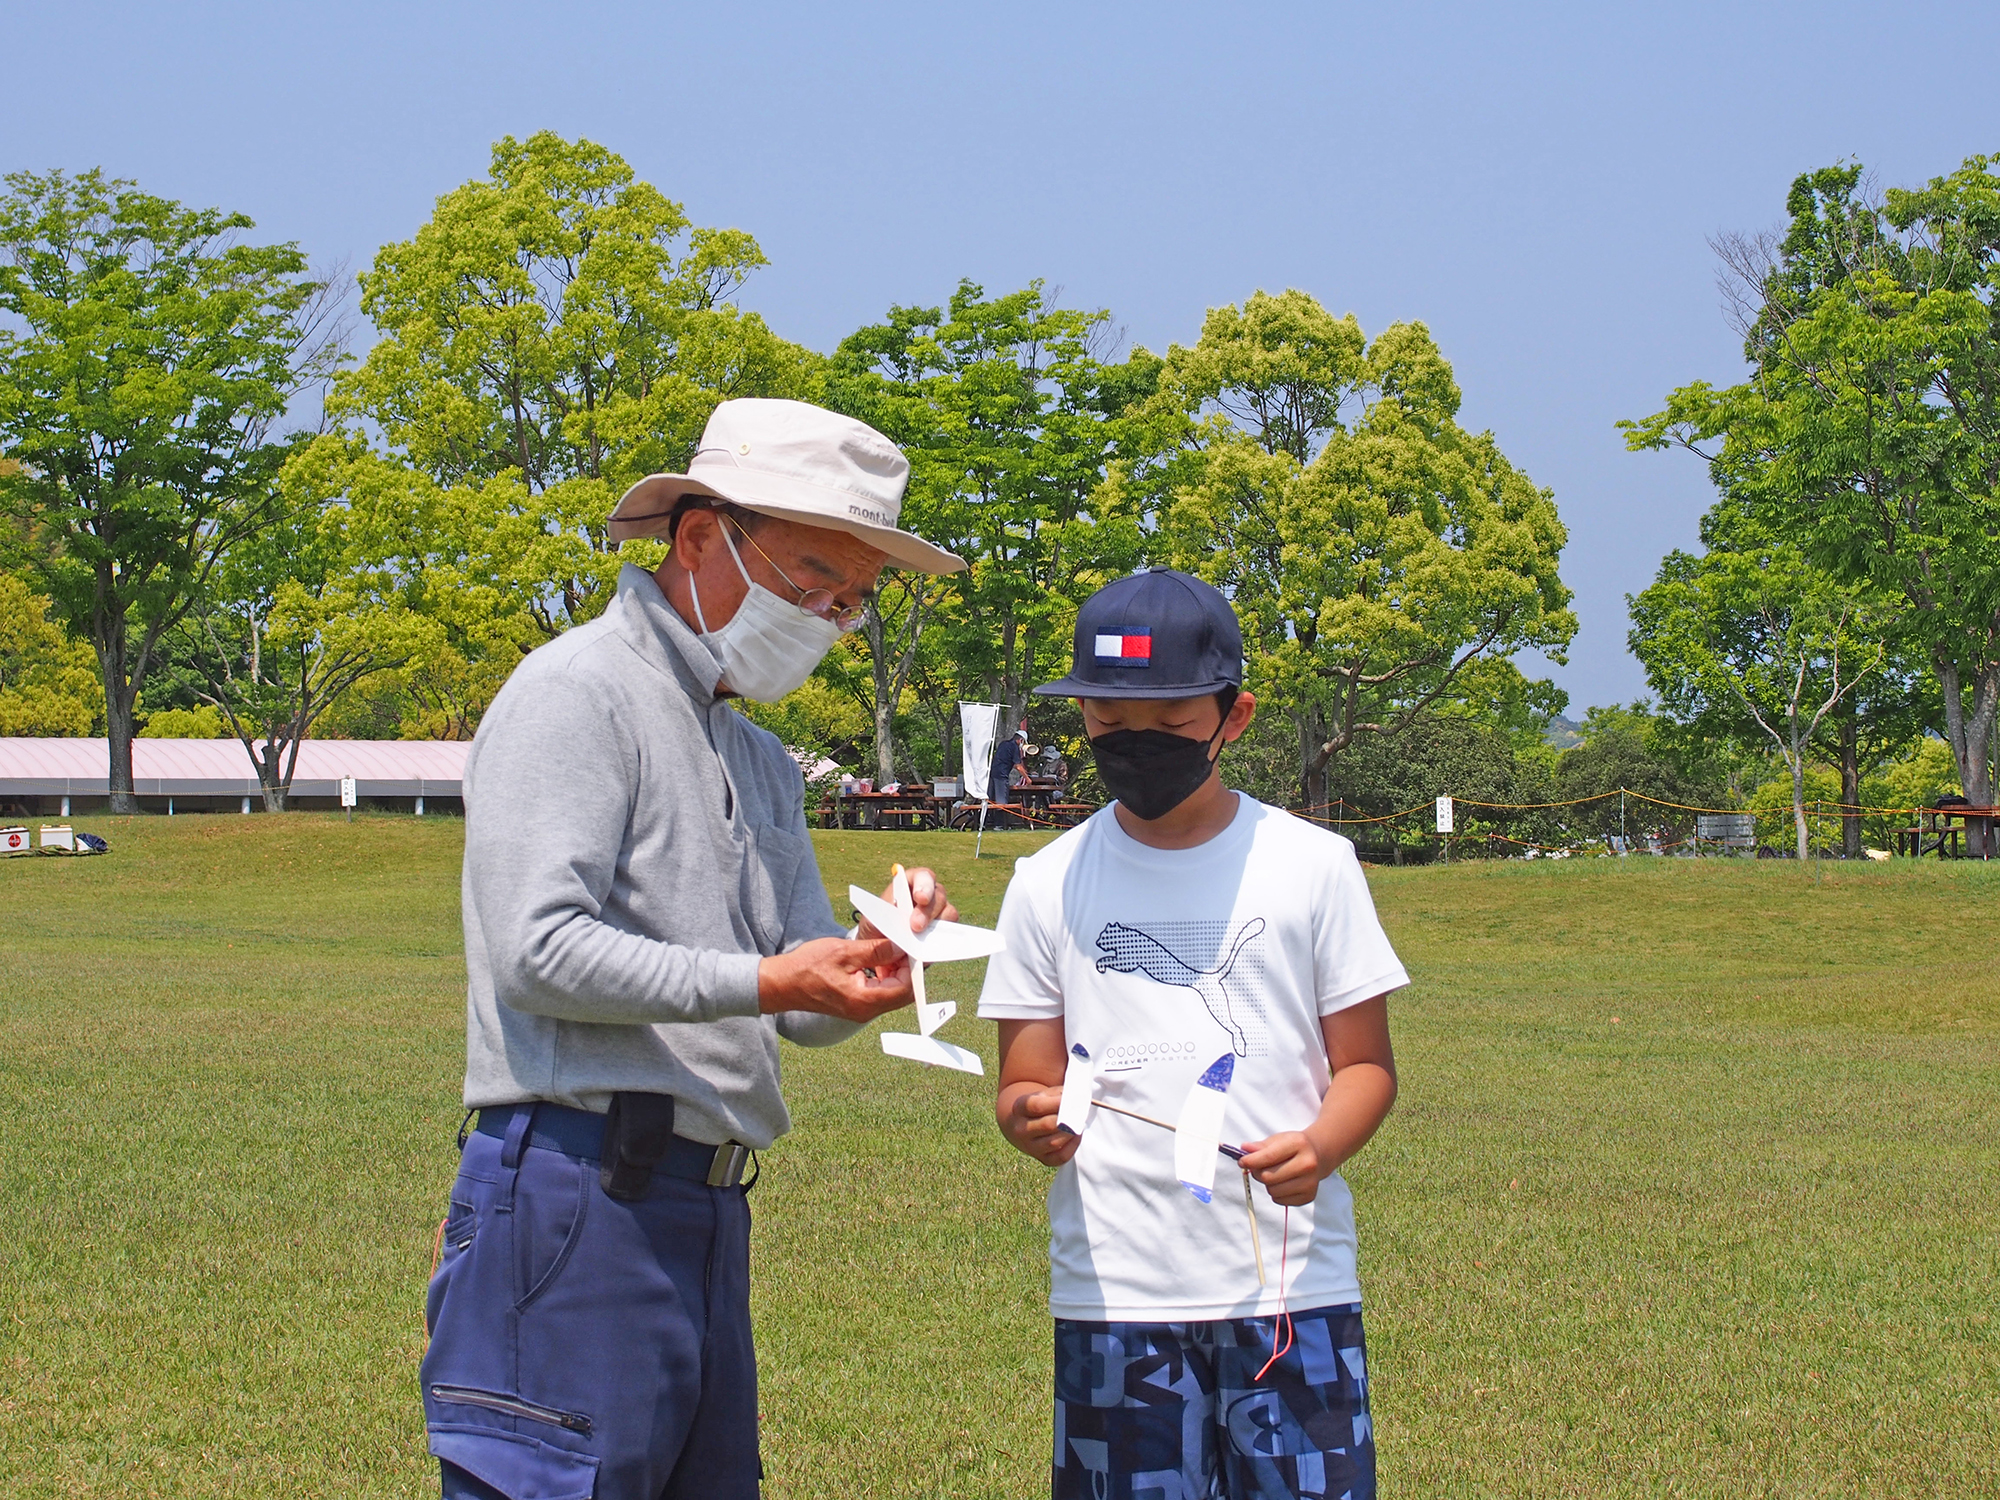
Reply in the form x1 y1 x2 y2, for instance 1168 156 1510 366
1625 156 2000 805
296 132 822 737
826 281 1149 778
1629 526 1886 859
158 491 429 808
0 569 101 735
1141 290 1574 816
0 168 339 807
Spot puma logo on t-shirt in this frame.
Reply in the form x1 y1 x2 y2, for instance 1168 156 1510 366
1092 918 1267 1056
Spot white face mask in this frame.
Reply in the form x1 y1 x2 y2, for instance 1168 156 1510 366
688 526 844 701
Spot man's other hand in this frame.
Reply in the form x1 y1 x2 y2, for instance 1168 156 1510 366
757 936 914 1021
854 866 958 940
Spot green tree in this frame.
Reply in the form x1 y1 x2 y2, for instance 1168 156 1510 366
319 130 820 699
0 570 102 735
0 170 340 809
828 281 1147 779
1624 156 2000 810
1145 290 1574 817
160 495 429 809
1629 535 1884 860
1549 705 1727 848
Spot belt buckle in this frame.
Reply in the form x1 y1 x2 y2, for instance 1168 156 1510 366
705 1143 750 1187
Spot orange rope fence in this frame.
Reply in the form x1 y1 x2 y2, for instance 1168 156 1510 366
823 788 1975 838
1291 789 1969 822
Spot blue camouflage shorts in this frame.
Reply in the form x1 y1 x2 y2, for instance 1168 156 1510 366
1052 1304 1374 1500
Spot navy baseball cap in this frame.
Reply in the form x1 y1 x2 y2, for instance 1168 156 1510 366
1034 567 1244 701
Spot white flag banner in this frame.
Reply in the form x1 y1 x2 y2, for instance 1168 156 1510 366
959 702 1003 800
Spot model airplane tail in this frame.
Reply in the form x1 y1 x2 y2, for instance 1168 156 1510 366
852 865 1004 1076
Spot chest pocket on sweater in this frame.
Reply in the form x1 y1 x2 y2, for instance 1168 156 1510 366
740 825 807 954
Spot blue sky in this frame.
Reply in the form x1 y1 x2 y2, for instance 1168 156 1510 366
7 1 1995 711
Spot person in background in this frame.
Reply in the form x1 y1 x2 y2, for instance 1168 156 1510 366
421 398 965 1500
989 726 1028 806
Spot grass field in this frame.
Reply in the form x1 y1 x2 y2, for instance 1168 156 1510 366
2 815 1996 1496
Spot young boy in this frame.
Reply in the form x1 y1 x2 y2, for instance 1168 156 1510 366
979 567 1409 1500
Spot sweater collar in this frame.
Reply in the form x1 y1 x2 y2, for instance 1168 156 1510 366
616 563 725 704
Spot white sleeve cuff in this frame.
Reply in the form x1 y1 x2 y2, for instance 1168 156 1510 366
1318 966 1410 1016
976 999 1065 1020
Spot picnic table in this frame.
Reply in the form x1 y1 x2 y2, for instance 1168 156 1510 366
828 789 942 831
946 780 1097 830
1894 803 2000 859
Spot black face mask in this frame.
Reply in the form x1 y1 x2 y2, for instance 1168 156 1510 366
1087 693 1235 821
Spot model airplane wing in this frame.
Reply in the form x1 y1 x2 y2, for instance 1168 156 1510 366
847 884 1006 963
1174 1054 1235 1203
1055 1043 1096 1137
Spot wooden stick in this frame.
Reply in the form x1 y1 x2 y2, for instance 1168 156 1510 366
1243 1167 1266 1285
1088 1099 1244 1160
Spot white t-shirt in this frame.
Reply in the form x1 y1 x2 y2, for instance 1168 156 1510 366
977 794 1409 1322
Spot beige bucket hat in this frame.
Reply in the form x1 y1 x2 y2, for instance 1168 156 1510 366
608 398 964 574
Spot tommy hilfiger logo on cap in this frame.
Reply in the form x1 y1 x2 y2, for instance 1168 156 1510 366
1093 626 1152 666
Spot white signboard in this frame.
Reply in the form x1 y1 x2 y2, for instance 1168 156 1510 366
1435 795 1454 834
1696 812 1756 848
958 703 1003 801
339 775 358 809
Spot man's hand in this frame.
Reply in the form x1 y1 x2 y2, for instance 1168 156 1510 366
854 865 957 940
757 935 914 1022
999 1085 1081 1167
1237 1129 1331 1207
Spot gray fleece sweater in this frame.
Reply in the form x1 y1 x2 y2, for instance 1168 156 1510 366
458 562 859 1148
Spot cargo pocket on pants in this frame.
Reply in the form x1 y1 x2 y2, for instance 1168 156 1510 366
430 1422 599 1500
515 1158 590 1312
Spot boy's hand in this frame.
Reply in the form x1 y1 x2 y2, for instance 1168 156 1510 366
1237 1128 1331 1207
1235 996 1401 1205
999 1085 1081 1167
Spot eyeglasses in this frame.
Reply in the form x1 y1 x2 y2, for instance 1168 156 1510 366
729 520 869 632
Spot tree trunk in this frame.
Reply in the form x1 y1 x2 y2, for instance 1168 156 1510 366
244 734 289 812
872 696 896 788
1935 657 1999 808
1838 711 1861 860
1294 705 1328 822
1967 665 1999 809
103 662 139 816
861 609 898 785
260 750 289 813
1789 745 1810 863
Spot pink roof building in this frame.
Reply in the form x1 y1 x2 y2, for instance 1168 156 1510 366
0 739 469 809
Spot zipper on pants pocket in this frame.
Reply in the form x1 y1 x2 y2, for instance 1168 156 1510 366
429 1383 594 1436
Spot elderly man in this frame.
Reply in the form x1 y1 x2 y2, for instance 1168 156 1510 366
420 399 965 1500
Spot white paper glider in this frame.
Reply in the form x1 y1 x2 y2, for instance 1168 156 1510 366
1054 1043 1096 1137
850 864 1005 1075
1173 1054 1236 1203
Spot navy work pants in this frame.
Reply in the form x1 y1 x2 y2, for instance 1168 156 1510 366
421 1109 759 1499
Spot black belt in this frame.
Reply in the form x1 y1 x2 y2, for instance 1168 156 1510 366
475 1102 753 1188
